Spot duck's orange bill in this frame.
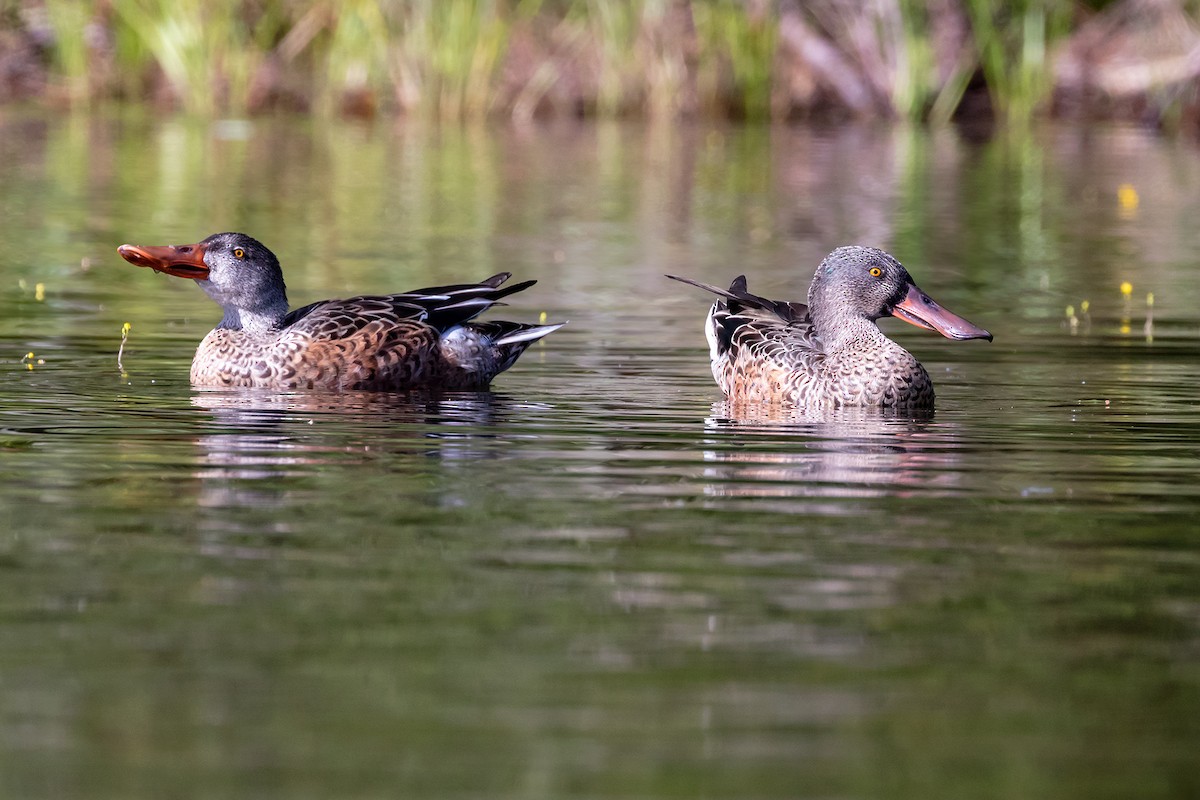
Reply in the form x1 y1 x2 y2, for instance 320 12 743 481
117 243 210 280
892 283 992 341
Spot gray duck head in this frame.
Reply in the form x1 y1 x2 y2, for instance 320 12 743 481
807 246 992 344
118 232 290 331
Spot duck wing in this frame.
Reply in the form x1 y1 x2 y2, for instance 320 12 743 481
666 274 821 361
280 272 537 340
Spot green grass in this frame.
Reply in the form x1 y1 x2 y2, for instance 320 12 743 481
43 0 93 103
109 0 260 115
694 0 778 119
7 0 1137 123
964 0 1073 123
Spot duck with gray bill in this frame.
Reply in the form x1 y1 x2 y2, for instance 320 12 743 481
667 246 991 408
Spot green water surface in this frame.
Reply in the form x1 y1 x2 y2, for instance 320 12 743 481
1 112 1198 799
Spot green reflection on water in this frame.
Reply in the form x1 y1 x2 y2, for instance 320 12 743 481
1 111 1199 799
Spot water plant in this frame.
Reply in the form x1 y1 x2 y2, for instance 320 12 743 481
367 0 510 117
963 0 1073 122
42 0 92 104
109 0 261 114
4 0 1172 124
693 0 777 118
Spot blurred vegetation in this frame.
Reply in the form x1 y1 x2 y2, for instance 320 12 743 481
964 0 1073 122
3 0 1200 127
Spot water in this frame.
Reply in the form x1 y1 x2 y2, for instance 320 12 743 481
2 111 1199 799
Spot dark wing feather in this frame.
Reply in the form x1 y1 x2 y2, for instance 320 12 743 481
280 296 424 340
667 272 823 362
280 274 538 340
666 274 806 322
726 306 822 363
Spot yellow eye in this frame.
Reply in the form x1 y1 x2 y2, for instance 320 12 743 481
869 267 882 277
233 248 245 259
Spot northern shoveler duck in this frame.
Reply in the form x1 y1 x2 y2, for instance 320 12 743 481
117 232 563 391
667 246 991 408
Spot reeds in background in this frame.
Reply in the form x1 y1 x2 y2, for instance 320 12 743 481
390 0 513 117
109 0 263 115
4 0 1200 129
694 0 777 119
964 0 1073 122
42 0 90 103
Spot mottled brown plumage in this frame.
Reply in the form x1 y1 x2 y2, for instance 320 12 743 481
118 232 563 391
668 246 991 409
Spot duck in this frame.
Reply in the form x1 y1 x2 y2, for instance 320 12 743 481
117 232 563 391
667 246 991 408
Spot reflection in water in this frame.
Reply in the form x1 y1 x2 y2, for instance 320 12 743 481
1 117 1199 799
700 400 963 501
191 388 539 462
187 389 550 523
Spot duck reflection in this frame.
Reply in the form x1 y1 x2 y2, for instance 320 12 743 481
699 400 964 500
185 389 546 523
190 388 538 469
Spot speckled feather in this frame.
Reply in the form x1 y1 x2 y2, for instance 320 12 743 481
191 280 551 391
696 285 934 408
668 247 990 409
117 232 561 391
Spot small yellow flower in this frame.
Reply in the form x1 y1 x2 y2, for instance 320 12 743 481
1117 183 1139 211
1120 281 1133 297
34 283 45 302
118 322 132 372
1146 292 1155 308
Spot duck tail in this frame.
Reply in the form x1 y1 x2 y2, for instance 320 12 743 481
440 320 565 384
490 322 566 347
475 321 565 370
665 274 805 322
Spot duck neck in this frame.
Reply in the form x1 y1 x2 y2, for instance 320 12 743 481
811 307 890 353
218 297 289 335
197 274 289 335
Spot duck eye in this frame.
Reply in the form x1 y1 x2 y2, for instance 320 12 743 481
869 267 882 277
233 247 246 259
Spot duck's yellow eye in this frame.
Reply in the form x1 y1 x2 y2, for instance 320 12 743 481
233 248 245 259
869 267 882 277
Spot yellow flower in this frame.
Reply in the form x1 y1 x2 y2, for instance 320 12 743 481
1117 183 1139 211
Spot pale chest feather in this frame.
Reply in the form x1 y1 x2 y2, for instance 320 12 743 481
820 344 934 407
716 336 934 409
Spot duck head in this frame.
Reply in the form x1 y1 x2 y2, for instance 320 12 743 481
118 232 289 332
808 246 991 344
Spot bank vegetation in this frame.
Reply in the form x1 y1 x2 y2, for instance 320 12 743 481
2 0 1200 130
